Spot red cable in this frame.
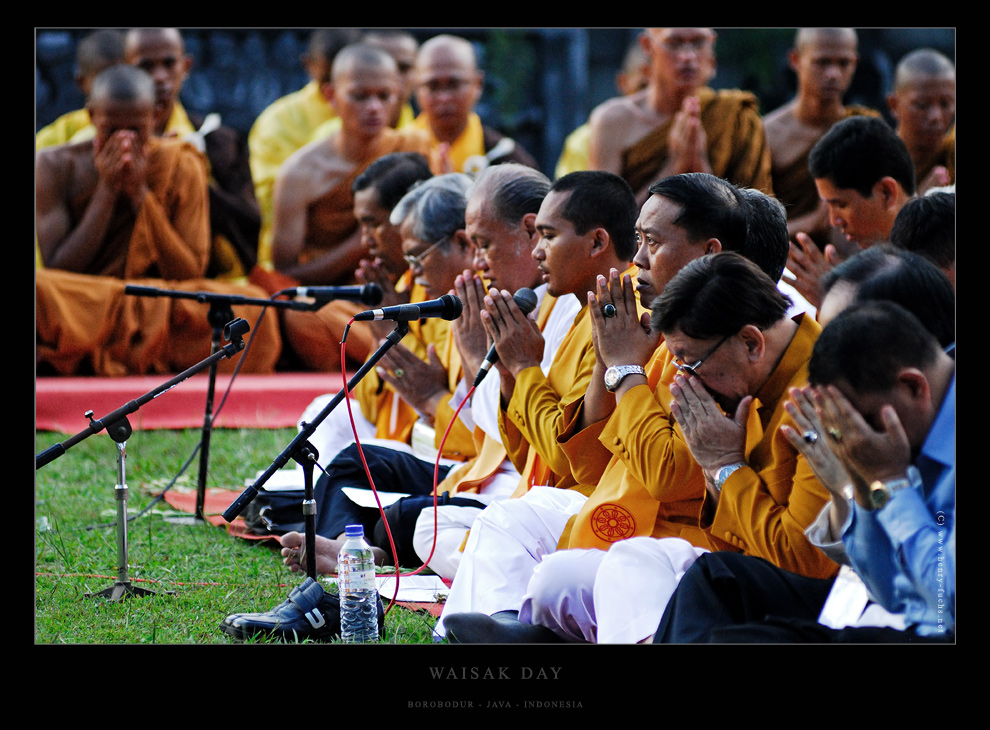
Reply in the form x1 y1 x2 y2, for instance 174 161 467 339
338 321 474 616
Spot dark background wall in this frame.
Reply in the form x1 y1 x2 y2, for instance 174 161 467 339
35 27 955 176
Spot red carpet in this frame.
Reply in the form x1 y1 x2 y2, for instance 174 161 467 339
36 372 347 432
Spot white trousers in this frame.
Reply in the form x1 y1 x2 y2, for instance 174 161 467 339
434 486 588 637
522 536 709 643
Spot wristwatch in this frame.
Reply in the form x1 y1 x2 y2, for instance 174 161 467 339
866 467 920 510
604 365 646 392
710 462 746 492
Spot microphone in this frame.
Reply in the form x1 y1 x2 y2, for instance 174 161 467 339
293 283 383 305
472 287 538 387
353 293 463 322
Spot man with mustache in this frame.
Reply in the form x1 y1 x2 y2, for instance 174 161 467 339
441 176 837 644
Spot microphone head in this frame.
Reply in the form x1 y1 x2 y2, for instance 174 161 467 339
361 283 384 306
512 287 538 316
440 294 464 321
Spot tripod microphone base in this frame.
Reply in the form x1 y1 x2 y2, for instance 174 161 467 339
85 580 174 602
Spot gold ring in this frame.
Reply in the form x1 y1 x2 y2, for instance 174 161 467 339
827 427 842 443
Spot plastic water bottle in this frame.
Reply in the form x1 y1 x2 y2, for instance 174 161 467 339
338 524 379 643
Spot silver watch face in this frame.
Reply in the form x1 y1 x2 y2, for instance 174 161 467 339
604 368 621 391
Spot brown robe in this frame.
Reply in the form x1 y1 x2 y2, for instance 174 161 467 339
279 127 433 371
621 86 774 195
36 137 281 376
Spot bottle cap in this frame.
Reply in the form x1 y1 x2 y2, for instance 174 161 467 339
344 524 364 537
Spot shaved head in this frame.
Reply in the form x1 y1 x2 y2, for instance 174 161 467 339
124 27 184 57
416 33 478 73
331 42 399 83
88 63 155 106
894 48 955 90
794 27 857 52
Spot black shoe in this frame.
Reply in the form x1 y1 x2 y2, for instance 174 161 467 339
220 578 384 643
444 610 562 644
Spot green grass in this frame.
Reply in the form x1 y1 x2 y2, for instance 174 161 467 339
34 427 442 644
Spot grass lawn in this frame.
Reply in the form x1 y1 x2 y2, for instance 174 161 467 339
34 426 442 644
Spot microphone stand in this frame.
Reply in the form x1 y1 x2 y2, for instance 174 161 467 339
35 318 250 601
221 321 410 582
121 284 338 524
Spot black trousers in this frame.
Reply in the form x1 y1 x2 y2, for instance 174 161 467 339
314 443 454 545
654 551 950 643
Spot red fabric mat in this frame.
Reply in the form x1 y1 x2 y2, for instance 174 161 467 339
36 372 346 432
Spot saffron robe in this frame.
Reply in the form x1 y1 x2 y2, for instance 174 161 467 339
620 87 773 196
36 136 280 375
558 313 838 581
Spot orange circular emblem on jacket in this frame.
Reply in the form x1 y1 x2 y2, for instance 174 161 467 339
590 503 636 542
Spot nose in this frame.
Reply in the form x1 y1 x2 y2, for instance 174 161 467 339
632 240 650 270
828 206 843 228
531 239 546 261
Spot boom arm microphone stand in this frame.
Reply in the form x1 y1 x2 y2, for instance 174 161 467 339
220 321 410 582
121 284 362 524
35 318 250 601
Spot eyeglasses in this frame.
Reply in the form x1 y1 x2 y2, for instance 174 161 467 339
673 334 729 379
403 236 447 269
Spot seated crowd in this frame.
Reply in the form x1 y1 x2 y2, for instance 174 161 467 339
37 28 955 643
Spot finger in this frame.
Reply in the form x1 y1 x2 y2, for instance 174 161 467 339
780 423 813 458
733 395 754 428
620 271 638 314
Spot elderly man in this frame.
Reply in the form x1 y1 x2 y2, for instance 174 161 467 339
587 27 772 205
654 300 954 642
409 33 539 175
439 173 834 644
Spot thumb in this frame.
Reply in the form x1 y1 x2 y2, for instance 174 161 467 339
734 395 754 428
824 244 843 266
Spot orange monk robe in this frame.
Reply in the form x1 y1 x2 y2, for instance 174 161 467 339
36 271 281 376
913 124 955 189
276 128 433 370
556 314 838 581
36 136 280 375
621 86 774 196
431 291 563 497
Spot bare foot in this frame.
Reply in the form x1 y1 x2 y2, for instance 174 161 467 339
279 531 394 574
278 532 343 575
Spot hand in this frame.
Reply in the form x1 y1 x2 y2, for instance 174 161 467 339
116 131 149 207
786 232 832 309
917 165 951 195
812 385 912 509
780 386 853 497
356 257 407 339
668 96 711 175
453 271 494 380
589 268 659 370
669 372 749 475
480 287 544 380
376 342 450 423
